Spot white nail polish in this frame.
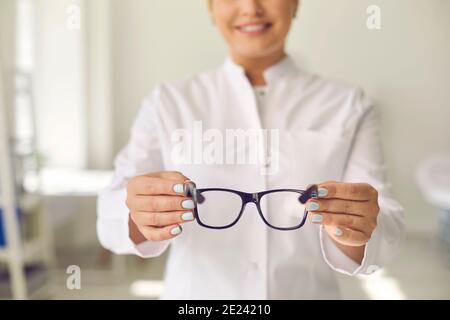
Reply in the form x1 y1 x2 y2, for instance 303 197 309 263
182 199 195 209
181 212 194 221
173 184 184 194
318 188 328 198
170 226 182 235
307 201 320 211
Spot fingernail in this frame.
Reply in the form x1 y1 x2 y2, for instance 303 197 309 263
307 201 320 211
182 199 195 209
335 228 343 237
170 226 182 235
318 187 328 198
312 214 323 223
173 184 184 194
181 212 194 221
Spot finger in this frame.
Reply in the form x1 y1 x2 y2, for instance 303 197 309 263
147 171 189 182
140 224 183 241
317 182 376 201
323 224 369 246
131 195 196 212
131 175 188 196
132 210 195 227
309 212 375 233
306 198 374 216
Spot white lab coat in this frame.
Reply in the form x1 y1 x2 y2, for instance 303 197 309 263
97 56 405 299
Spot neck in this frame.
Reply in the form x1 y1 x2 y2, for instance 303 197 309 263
231 50 287 86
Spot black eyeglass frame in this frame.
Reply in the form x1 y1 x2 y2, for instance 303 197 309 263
184 181 318 231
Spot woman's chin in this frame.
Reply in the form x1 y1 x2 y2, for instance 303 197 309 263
232 45 281 61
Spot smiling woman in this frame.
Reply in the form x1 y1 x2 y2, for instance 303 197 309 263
208 0 299 85
97 0 405 300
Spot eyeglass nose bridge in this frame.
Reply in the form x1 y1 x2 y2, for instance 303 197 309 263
238 193 263 219
239 192 259 205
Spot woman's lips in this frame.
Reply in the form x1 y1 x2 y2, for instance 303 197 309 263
235 22 272 36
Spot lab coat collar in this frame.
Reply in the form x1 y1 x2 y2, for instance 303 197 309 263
223 55 298 85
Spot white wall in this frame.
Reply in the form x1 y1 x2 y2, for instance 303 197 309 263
85 0 113 169
110 0 226 151
0 0 16 126
34 0 87 168
109 0 450 232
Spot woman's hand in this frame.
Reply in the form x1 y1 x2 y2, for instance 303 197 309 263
307 181 380 249
126 171 196 243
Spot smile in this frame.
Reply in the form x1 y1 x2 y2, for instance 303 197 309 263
235 22 272 35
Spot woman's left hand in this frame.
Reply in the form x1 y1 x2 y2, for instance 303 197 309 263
307 181 380 247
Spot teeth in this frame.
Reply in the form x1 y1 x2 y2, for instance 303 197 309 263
239 24 267 32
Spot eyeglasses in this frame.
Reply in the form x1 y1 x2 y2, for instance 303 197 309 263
184 181 318 231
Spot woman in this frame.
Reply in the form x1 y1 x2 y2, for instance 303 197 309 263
97 0 405 299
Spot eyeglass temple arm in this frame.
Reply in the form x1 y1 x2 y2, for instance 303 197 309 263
183 181 205 204
298 184 319 204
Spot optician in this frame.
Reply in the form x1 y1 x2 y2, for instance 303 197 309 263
97 0 405 299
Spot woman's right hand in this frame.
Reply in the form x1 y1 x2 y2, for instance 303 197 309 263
126 171 196 243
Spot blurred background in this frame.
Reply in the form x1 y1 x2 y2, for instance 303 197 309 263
0 0 449 299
